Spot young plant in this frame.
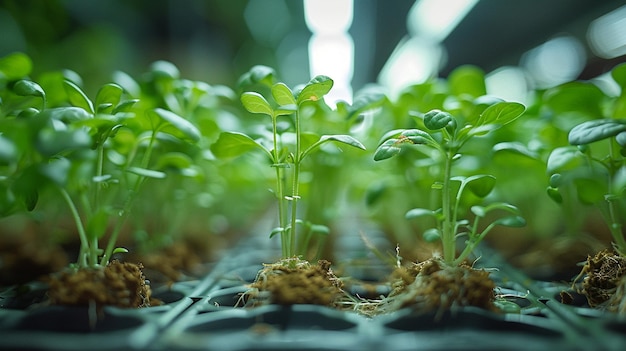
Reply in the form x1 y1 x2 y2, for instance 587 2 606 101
211 67 365 258
374 103 526 265
6 71 200 270
547 119 626 255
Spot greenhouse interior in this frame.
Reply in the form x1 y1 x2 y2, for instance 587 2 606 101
1 1 626 350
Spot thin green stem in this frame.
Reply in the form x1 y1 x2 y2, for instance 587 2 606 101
100 131 156 265
93 137 106 212
271 115 288 258
59 188 91 267
441 150 455 263
288 108 302 257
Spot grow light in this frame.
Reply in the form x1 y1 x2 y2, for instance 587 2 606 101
304 0 354 107
521 36 586 89
587 5 626 59
407 0 478 41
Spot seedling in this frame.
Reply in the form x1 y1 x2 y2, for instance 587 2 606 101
4 67 200 269
374 103 526 265
212 67 365 258
547 119 626 255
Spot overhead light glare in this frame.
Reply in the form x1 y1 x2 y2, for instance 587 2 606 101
588 5 626 59
407 0 478 41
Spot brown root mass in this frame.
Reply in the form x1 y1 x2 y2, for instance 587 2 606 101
574 249 626 312
375 258 497 315
47 260 154 308
244 257 346 307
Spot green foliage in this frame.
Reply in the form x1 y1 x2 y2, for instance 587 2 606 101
374 82 526 265
212 68 365 258
0 53 203 269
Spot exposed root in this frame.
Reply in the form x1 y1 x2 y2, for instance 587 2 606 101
240 257 349 308
46 260 154 308
369 258 497 317
573 249 626 313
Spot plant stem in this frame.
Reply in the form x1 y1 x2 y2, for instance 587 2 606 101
288 108 302 257
100 131 156 265
271 116 288 258
59 188 91 267
441 150 455 264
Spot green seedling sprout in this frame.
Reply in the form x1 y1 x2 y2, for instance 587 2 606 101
6 71 200 269
212 69 365 258
547 119 626 256
374 103 526 265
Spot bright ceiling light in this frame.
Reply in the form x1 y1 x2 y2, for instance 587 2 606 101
304 0 354 106
378 36 442 98
588 5 626 59
521 36 586 89
407 0 478 41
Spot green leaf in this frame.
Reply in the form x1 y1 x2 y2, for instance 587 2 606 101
478 202 521 216
465 174 496 198
150 108 201 142
549 174 562 188
611 63 626 89
41 107 92 123
112 247 129 254
210 131 272 160
239 65 276 88
112 70 141 97
310 224 330 235
547 187 563 204
38 158 71 186
296 75 333 105
95 83 123 113
126 167 167 179
492 142 539 160
0 52 32 80
113 99 139 114
269 226 284 238
401 129 437 145
241 92 273 116
544 82 605 117
150 60 180 80
0 136 17 164
493 215 526 227
301 134 366 160
546 146 583 173
406 208 437 219
36 128 92 157
423 109 454 130
423 228 441 242
155 152 193 170
63 80 94 114
373 138 402 161
13 80 45 100
272 82 296 106
568 119 626 145
449 65 486 98
477 102 525 127
344 88 386 118
574 178 607 204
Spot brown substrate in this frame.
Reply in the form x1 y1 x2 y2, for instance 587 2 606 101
373 258 497 315
243 257 346 307
574 249 626 313
0 232 68 287
46 260 156 308
129 241 205 284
